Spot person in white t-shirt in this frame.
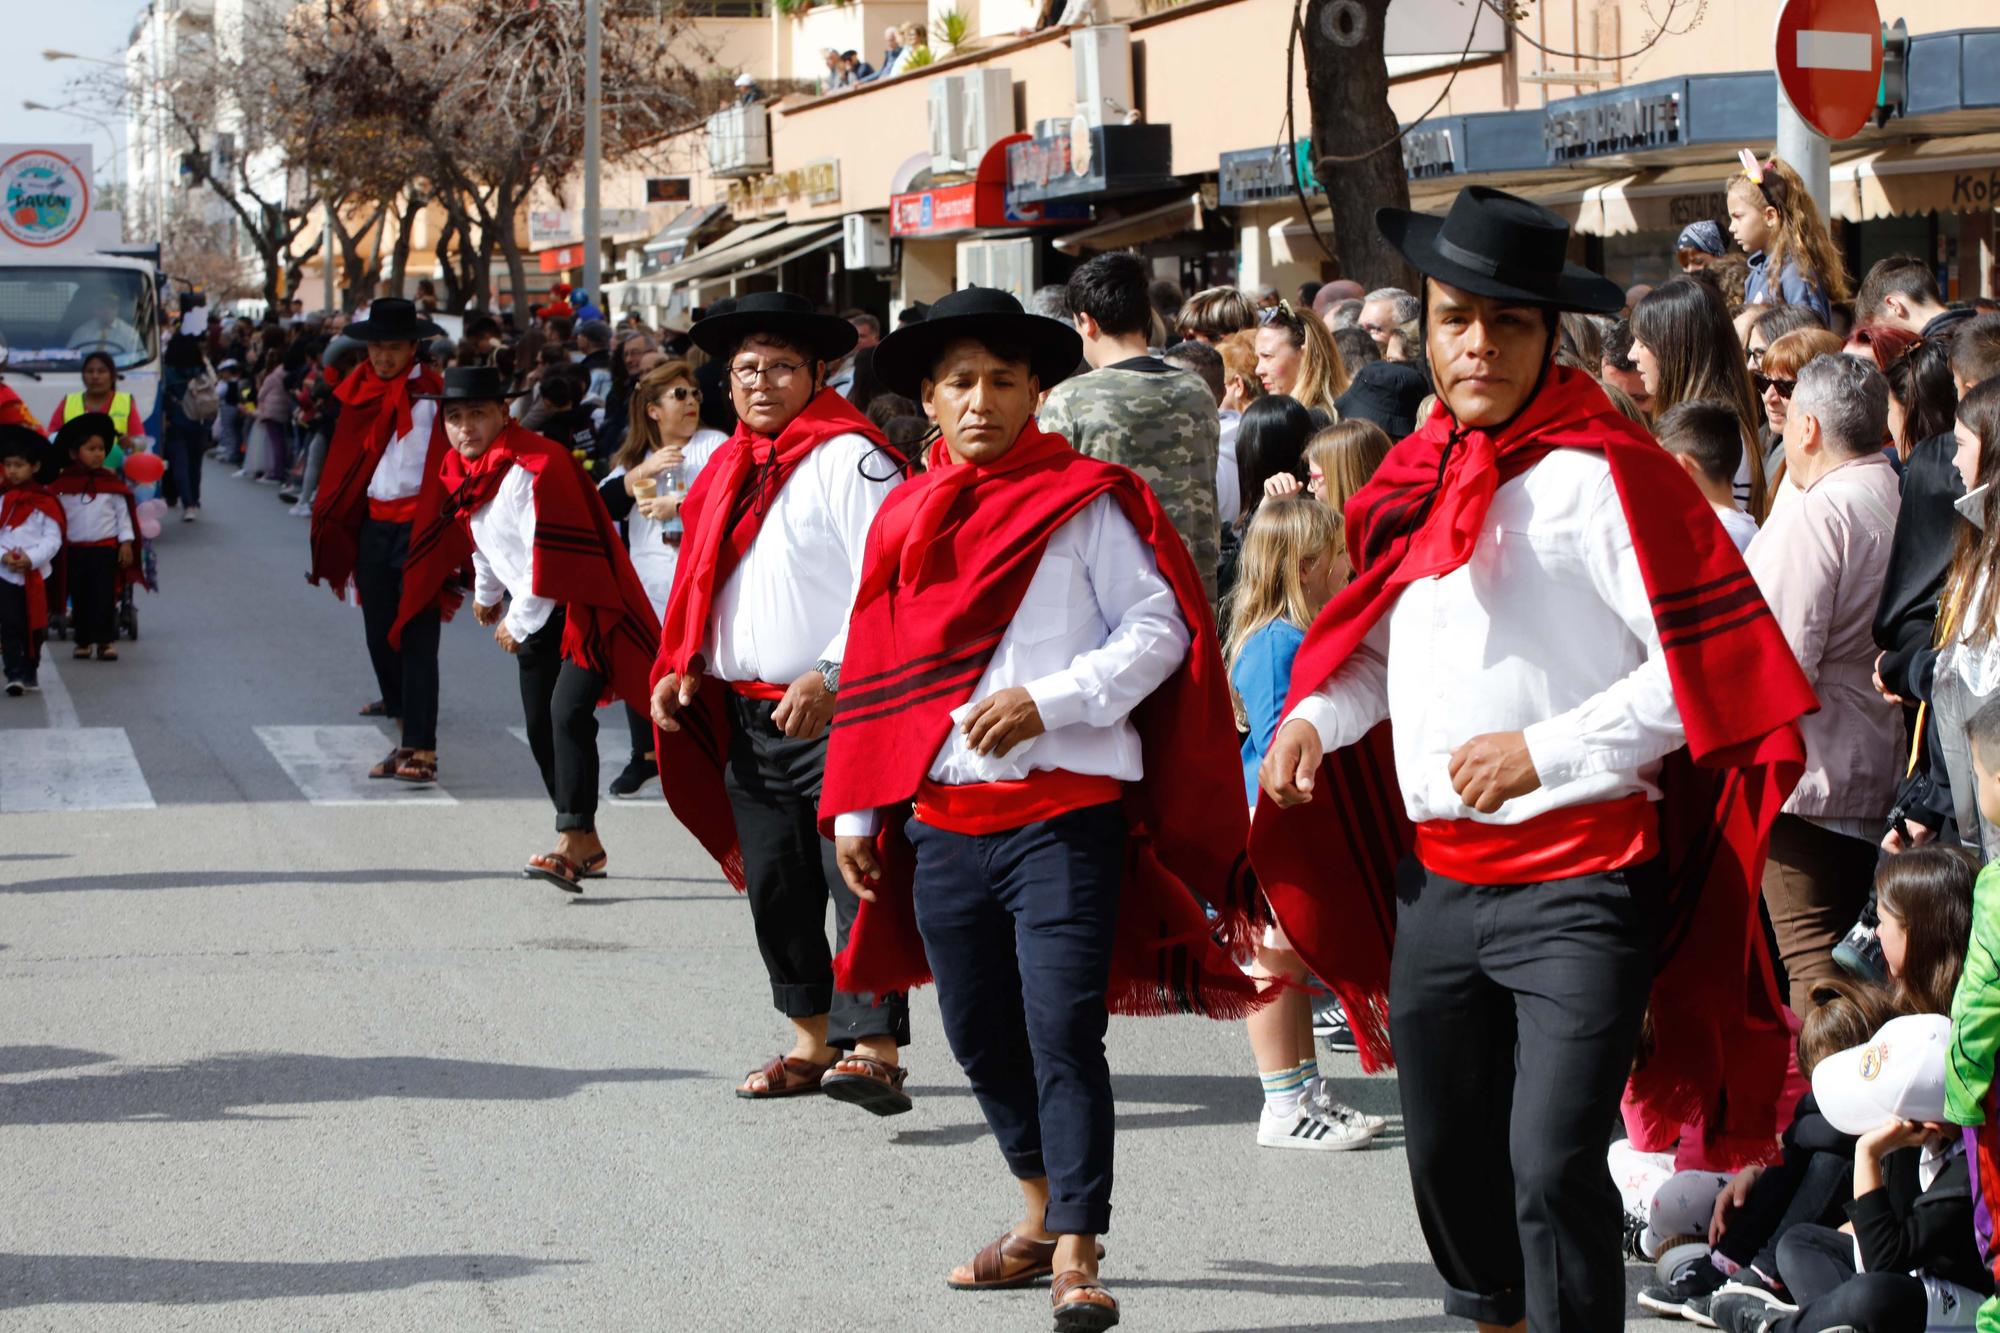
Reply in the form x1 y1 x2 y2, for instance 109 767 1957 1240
1656 400 1761 554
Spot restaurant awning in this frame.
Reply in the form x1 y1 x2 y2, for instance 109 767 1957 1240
696 221 843 286
643 202 730 257
1053 193 1205 256
1831 133 2000 223
645 218 793 285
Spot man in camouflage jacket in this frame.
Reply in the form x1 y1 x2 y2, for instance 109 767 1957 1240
1038 253 1222 599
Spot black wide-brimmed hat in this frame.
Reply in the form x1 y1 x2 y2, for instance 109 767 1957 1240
689 291 858 363
413 366 527 403
53 412 121 455
872 286 1083 398
346 297 446 343
1334 359 1432 441
1376 186 1623 315
0 423 55 479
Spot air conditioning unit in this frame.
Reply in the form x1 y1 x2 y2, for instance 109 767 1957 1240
929 69 1015 175
843 214 892 271
1071 25 1133 128
705 102 771 178
956 237 1037 303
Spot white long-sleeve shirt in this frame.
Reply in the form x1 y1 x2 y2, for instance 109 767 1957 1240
833 495 1191 837
58 490 134 544
0 508 63 586
1286 449 1684 825
469 466 558 644
365 369 440 502
618 428 727 617
704 432 900 686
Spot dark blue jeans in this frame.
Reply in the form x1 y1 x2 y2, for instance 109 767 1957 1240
907 802 1125 1236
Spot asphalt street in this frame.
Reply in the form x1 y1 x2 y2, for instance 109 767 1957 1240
0 466 1660 1331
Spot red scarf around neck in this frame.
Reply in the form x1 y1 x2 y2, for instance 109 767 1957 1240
650 389 891 890
49 463 147 592
816 423 1262 1017
1249 364 1816 1162
401 424 659 709
309 363 469 630
2 481 66 642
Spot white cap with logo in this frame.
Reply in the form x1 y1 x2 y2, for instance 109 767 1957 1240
1811 1012 1953 1136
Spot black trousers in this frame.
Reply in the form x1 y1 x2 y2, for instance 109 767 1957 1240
721 692 910 1047
66 546 121 648
162 420 204 509
625 704 654 764
515 610 603 834
1769 1222 1928 1332
1389 859 1656 1330
0 578 33 681
1719 1147 1854 1280
354 518 441 751
907 803 1125 1237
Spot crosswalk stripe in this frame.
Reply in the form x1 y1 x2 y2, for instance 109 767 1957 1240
253 726 457 806
0 728 156 813
507 725 636 772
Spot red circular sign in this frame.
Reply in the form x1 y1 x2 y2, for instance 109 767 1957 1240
1775 0 1883 142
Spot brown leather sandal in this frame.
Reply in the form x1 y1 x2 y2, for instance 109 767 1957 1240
734 1054 828 1100
821 1054 913 1117
947 1233 1108 1291
368 748 412 780
393 753 437 785
523 851 585 894
1051 1270 1120 1331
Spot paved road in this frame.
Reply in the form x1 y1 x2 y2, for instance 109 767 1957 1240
0 468 1658 1330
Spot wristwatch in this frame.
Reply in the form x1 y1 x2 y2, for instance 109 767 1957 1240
814 658 841 695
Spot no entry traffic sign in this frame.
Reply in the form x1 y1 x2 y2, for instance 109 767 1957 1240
1775 0 1884 142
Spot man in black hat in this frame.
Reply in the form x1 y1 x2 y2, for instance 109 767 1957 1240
308 297 455 785
1253 187 1814 1331
650 292 912 1111
819 287 1262 1331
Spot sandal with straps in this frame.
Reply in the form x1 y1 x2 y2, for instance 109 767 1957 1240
734 1053 828 1100
1051 1270 1120 1332
369 747 412 780
392 753 438 785
821 1053 913 1117
522 851 585 894
947 1232 1108 1291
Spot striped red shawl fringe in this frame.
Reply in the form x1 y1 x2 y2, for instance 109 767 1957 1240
817 424 1266 1020
1250 365 1816 1163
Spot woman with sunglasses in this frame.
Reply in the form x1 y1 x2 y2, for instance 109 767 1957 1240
599 360 727 798
1756 328 1844 495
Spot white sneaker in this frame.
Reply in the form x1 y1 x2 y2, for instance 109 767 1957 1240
1301 1076 1388 1134
286 501 312 517
1257 1102 1378 1151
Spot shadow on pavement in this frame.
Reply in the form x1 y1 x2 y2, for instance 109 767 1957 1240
1121 1258 1441 1302
892 1072 1402 1148
0 1053 705 1125
0 1251 578 1308
0 1046 115 1077
0 853 70 863
0 869 505 895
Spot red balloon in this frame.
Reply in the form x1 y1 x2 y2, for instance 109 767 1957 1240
122 451 166 484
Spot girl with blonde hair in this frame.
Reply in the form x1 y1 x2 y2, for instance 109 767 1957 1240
1301 419 1392 512
1253 303 1349 416
1729 154 1851 323
1223 496 1383 1152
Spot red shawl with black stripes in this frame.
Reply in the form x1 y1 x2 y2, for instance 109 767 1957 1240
404 424 659 708
649 391 891 891
816 424 1264 1018
1251 365 1816 1163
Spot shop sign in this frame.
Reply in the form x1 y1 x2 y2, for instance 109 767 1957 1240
529 208 652 247
1953 169 2000 208
1006 123 1174 205
1545 89 1682 161
728 159 841 213
0 146 90 248
1666 189 1728 227
1402 125 1463 180
890 180 1089 237
1218 144 1321 207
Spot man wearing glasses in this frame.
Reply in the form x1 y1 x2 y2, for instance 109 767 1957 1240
650 292 913 1114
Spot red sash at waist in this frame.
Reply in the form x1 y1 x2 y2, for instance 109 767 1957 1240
914 769 1124 837
1413 793 1659 886
367 495 421 524
727 679 787 701
70 538 121 549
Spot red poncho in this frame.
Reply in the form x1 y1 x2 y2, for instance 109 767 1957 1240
1 481 66 648
308 362 470 630
48 464 149 594
1251 365 1816 1162
816 424 1264 1018
404 424 659 708
651 390 890 891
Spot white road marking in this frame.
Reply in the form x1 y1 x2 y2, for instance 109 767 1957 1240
1796 29 1874 72
36 657 79 731
0 728 155 812
254 726 457 806
507 724 634 772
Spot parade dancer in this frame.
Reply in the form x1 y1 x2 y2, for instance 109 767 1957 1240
0 427 63 696
822 288 1266 1331
649 292 911 1111
308 298 461 786
406 366 660 890
1254 188 1816 1331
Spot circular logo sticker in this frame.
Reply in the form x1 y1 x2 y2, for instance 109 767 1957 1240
0 149 90 248
1859 1042 1887 1081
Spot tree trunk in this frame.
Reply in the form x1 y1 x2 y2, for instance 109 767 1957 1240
493 185 529 334
1302 0 1416 290
387 191 423 299
435 212 466 310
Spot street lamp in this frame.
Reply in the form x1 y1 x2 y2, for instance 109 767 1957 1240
47 43 170 242
21 100 125 201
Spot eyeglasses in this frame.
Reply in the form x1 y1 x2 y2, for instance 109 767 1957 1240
1745 346 1766 370
664 385 700 402
1752 372 1797 400
730 360 806 387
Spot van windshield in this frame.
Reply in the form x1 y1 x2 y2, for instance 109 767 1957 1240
0 266 158 372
